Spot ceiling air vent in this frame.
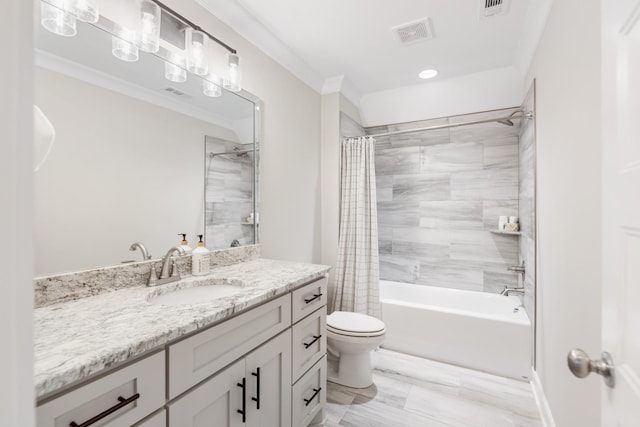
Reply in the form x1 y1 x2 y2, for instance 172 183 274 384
391 18 434 45
164 87 189 97
481 0 510 18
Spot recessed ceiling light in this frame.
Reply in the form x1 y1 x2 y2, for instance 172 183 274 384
419 69 438 79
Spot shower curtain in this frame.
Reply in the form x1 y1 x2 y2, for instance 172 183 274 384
332 137 381 318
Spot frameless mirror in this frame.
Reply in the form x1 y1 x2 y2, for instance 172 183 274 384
34 3 260 276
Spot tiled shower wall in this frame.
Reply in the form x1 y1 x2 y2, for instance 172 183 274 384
367 109 521 293
205 136 255 250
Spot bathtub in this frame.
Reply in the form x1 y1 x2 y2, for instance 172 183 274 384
379 280 531 381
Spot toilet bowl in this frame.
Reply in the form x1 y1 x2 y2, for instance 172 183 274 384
326 311 386 388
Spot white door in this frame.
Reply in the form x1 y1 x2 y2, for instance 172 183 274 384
601 0 640 425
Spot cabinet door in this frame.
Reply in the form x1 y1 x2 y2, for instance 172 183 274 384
168 360 244 427
245 330 292 427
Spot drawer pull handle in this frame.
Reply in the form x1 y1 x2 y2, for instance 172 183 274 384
68 393 140 427
251 368 261 410
303 335 322 349
304 293 323 304
237 378 246 423
304 387 322 406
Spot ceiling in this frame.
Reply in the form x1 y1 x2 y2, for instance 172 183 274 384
199 0 536 98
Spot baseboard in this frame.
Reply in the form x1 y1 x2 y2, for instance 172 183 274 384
531 369 556 427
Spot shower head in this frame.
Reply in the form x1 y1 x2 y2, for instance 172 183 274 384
497 110 524 127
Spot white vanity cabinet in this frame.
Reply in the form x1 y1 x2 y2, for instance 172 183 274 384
37 274 329 427
37 351 165 427
168 330 291 427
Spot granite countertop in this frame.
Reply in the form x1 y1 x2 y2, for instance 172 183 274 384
34 258 331 399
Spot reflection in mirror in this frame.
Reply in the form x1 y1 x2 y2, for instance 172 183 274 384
34 3 259 276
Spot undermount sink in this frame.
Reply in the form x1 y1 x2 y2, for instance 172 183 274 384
148 280 248 306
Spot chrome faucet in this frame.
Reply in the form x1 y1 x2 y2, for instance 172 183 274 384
500 287 525 296
129 242 151 260
148 246 186 286
508 261 526 275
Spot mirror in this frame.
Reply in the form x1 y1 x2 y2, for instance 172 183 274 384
34 5 260 276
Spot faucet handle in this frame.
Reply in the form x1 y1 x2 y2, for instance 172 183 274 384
170 258 181 278
148 262 157 286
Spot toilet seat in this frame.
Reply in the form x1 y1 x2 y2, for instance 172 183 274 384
327 311 386 337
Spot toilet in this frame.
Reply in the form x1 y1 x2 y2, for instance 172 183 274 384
326 311 386 388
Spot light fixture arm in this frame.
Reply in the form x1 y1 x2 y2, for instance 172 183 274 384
150 0 237 54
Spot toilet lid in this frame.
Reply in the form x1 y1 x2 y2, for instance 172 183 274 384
327 311 386 334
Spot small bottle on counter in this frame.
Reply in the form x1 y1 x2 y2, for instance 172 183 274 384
178 233 193 254
192 234 210 276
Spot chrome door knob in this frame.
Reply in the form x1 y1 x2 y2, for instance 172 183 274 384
567 348 615 388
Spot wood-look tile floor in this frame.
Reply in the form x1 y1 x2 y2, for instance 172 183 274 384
325 349 542 427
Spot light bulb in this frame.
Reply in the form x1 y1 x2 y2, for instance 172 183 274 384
138 1 160 53
68 0 98 23
223 53 242 92
41 0 77 37
165 55 187 83
112 29 139 62
203 76 222 97
186 29 208 76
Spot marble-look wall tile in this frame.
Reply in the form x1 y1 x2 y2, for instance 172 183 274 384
420 142 483 173
451 168 518 201
392 174 450 202
379 254 420 283
378 226 393 255
417 259 484 291
378 201 420 227
369 108 521 294
419 201 483 229
376 175 393 202
375 146 421 176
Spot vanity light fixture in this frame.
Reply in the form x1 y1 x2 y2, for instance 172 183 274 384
40 0 77 37
138 0 161 53
112 29 139 62
186 28 208 76
223 53 242 92
418 69 438 79
165 54 187 83
68 0 99 23
203 76 222 98
40 0 243 92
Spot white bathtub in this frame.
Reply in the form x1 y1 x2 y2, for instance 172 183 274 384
379 280 531 381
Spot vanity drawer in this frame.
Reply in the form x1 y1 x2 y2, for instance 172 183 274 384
292 356 326 427
292 306 326 382
291 276 328 324
133 409 166 427
37 351 165 427
168 294 291 399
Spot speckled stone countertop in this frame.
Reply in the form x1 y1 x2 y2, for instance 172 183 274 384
34 258 331 399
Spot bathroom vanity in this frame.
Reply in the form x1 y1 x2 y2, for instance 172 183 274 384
34 254 329 427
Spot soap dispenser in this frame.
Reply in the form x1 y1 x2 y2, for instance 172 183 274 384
178 233 193 254
192 234 210 276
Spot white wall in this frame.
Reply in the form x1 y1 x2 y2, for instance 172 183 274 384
525 0 603 425
0 0 35 425
359 66 523 127
34 67 238 275
162 0 322 264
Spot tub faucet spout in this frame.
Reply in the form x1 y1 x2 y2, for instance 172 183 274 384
500 286 525 296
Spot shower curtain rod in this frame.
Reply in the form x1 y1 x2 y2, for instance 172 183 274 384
352 110 534 140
